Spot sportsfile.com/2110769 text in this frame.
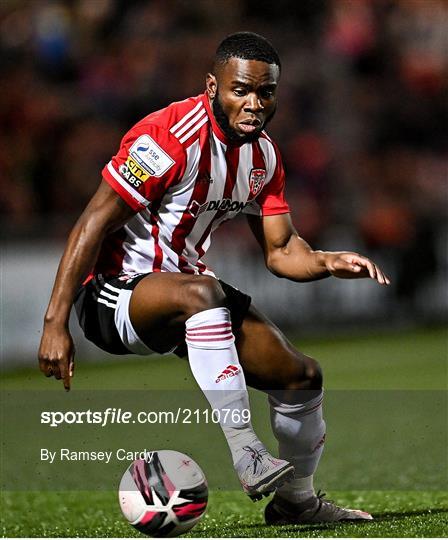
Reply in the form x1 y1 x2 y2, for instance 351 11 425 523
40 407 251 427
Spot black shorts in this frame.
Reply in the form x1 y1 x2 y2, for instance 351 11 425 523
74 273 252 358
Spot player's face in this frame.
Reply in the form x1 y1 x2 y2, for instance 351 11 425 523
207 58 279 143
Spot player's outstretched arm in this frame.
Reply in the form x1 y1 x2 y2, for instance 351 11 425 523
38 180 135 390
247 213 390 285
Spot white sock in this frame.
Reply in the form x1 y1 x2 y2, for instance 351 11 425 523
186 307 260 464
269 391 326 503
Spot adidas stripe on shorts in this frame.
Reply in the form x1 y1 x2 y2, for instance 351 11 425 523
74 273 251 357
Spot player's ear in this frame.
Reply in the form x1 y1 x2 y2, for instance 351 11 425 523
206 73 217 100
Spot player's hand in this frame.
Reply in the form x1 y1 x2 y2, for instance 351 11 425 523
323 251 390 285
38 323 75 391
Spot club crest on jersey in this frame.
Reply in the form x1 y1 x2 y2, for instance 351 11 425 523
249 168 266 197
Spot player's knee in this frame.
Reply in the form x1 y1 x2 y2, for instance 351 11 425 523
287 356 323 391
303 357 323 390
183 276 226 317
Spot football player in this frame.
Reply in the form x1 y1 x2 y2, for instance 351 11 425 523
39 32 388 524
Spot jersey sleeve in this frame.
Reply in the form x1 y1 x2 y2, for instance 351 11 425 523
243 142 290 217
102 124 187 212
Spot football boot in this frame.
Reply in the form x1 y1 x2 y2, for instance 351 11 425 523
265 491 373 524
235 443 294 501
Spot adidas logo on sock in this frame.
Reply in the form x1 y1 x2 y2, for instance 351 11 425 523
215 364 241 383
312 433 326 452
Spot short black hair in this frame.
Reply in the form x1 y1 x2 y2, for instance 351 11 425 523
214 32 281 71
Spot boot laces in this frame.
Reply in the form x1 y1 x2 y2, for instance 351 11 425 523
316 489 326 500
243 445 269 474
313 489 348 519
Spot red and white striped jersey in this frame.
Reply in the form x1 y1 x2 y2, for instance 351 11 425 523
98 93 289 277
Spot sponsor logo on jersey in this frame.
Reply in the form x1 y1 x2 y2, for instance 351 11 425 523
119 163 145 188
215 364 241 383
118 158 149 189
188 198 249 218
126 156 150 182
249 168 266 197
129 134 175 178
118 156 154 189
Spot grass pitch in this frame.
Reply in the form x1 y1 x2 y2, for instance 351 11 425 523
1 490 447 537
1 327 447 537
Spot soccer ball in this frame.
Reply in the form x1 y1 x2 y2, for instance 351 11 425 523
118 450 208 537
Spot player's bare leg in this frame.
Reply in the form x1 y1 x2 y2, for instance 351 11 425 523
129 273 294 499
128 272 221 352
235 305 373 523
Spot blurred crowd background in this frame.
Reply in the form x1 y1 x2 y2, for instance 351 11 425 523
1 0 447 359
